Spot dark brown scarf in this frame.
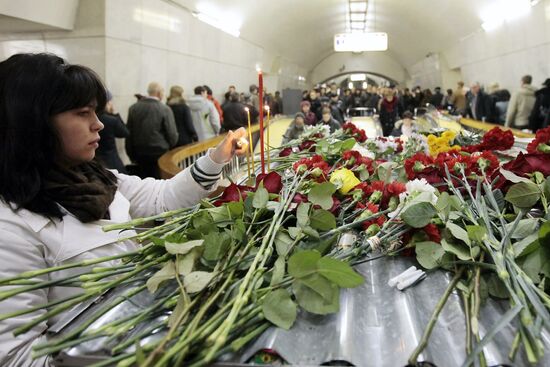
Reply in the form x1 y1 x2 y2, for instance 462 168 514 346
43 161 118 223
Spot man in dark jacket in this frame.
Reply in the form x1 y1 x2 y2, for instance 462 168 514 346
222 92 248 131
97 91 129 173
430 87 444 107
126 82 178 178
530 78 550 132
466 83 496 123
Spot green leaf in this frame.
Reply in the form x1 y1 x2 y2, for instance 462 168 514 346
297 203 311 228
288 227 303 240
341 138 357 151
377 162 395 183
544 177 550 198
230 219 246 243
165 239 204 255
492 189 505 212
302 226 320 239
270 256 285 286
436 192 451 220
467 225 487 243
415 241 445 269
176 248 201 276
207 206 230 226
513 235 539 258
402 202 437 228
293 279 340 315
262 289 297 330
274 230 294 256
252 187 269 209
203 232 231 261
446 222 471 246
505 182 541 208
499 168 533 184
505 218 539 239
146 261 175 293
192 211 214 232
486 274 509 299
539 221 550 244
310 209 336 231
300 273 336 301
184 271 215 293
441 238 471 261
168 296 186 328
136 341 145 365
288 250 320 278
226 201 244 218
308 182 337 210
318 257 364 288
298 234 338 256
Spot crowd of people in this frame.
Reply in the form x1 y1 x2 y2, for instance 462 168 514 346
97 83 283 179
98 76 550 179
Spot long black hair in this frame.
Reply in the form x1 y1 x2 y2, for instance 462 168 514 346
0 53 107 219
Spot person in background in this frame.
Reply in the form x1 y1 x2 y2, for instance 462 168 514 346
441 89 454 111
379 88 401 136
0 53 248 366
400 88 415 114
465 82 495 122
300 100 317 126
318 106 341 133
301 90 309 100
126 82 178 178
250 84 260 112
272 91 283 115
412 86 424 109
505 75 536 129
351 88 365 108
204 85 223 125
243 93 259 124
450 81 467 115
342 88 353 111
222 92 248 132
167 85 197 147
282 112 306 144
329 82 339 97
366 87 381 110
488 82 511 125
530 78 550 132
430 87 444 107
329 92 345 124
391 110 416 137
187 86 221 141
308 89 323 120
420 88 433 107
96 90 129 173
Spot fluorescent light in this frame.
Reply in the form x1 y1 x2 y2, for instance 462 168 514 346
134 9 181 32
349 2 367 12
350 13 365 21
334 32 388 52
362 81 368 89
350 73 366 81
350 21 364 29
194 12 240 37
348 82 354 89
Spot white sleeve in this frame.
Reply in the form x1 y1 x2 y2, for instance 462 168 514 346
0 229 53 367
116 151 226 218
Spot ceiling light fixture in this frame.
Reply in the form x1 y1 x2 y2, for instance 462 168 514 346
349 1 367 12
480 0 532 32
334 32 388 52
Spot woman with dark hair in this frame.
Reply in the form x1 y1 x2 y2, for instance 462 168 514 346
0 53 247 365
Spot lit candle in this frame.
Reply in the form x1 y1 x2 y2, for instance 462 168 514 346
265 105 271 172
245 106 255 175
258 71 265 174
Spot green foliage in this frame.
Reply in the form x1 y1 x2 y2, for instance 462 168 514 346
146 261 176 293
252 187 269 209
165 240 204 255
402 202 437 228
415 241 446 269
262 289 297 329
184 271 215 293
309 209 337 231
308 182 337 210
505 182 541 208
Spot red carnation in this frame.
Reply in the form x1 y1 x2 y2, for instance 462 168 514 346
527 127 550 154
423 223 442 243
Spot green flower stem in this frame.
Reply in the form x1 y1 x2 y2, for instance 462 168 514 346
33 284 148 356
462 291 472 357
472 255 487 367
0 291 84 322
0 273 83 301
14 255 166 336
0 246 150 286
102 207 195 232
111 321 167 355
408 268 465 365
320 209 390 239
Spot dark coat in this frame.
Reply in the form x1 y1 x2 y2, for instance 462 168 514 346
169 102 197 147
222 101 248 131
126 98 178 160
529 87 550 131
430 92 444 107
466 91 496 123
96 112 129 173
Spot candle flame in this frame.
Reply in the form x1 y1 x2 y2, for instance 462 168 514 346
244 107 249 112
264 105 270 111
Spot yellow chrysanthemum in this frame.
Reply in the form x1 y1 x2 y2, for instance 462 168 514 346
330 168 361 194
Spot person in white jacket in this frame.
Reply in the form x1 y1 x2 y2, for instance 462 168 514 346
0 53 247 366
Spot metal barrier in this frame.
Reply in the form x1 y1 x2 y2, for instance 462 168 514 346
158 123 265 179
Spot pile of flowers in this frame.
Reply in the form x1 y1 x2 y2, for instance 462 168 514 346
1 121 549 367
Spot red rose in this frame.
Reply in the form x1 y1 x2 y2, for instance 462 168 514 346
214 183 254 206
298 140 316 152
527 127 550 154
256 171 283 194
279 147 292 157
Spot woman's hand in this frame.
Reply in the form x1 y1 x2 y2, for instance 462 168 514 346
210 127 248 164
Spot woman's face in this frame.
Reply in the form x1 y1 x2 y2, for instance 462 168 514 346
322 112 331 122
51 103 104 166
295 117 305 127
302 104 310 113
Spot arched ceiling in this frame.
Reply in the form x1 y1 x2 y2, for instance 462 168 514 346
173 0 496 71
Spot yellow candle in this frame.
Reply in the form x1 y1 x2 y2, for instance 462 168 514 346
265 105 271 172
245 107 255 174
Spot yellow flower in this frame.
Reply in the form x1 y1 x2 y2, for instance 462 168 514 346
442 130 456 142
330 168 361 194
